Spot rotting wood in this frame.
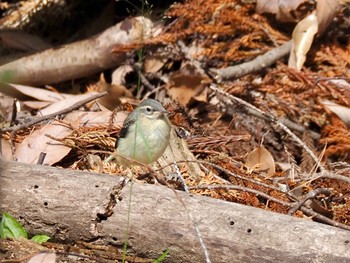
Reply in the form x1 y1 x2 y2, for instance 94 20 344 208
0 160 349 263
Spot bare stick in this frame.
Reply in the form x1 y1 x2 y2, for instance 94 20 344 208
210 40 292 80
300 206 350 231
288 188 331 215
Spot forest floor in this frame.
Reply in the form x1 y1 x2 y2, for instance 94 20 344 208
0 0 349 262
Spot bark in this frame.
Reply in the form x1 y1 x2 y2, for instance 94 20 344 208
0 160 349 263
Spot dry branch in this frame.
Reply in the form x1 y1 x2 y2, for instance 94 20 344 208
0 160 349 263
210 41 292 80
0 17 152 85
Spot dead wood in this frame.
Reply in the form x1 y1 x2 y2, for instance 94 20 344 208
0 17 152 86
0 160 349 263
210 41 293 80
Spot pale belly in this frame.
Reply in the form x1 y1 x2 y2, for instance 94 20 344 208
116 117 171 166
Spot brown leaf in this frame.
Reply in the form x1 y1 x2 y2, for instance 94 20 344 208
28 252 56 263
256 0 308 22
322 100 350 128
245 146 276 177
111 65 134 85
38 92 98 116
0 82 71 102
89 74 132 111
316 0 339 34
64 110 127 128
23 101 52 109
16 121 73 165
1 138 13 161
144 56 167 73
166 64 209 106
288 12 318 70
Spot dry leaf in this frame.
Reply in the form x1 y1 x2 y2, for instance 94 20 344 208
111 65 134 85
1 138 13 161
322 100 350 127
38 92 98 116
23 101 52 109
89 74 132 110
316 0 339 34
256 0 308 22
14 111 127 165
0 82 71 102
245 146 276 177
64 110 127 129
144 56 167 73
166 64 209 106
28 252 56 263
16 121 73 165
288 12 318 70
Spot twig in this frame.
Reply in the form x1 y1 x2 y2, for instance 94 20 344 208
10 99 18 126
157 159 292 195
300 206 350 231
173 161 189 193
209 85 326 173
210 40 292 80
37 152 47 165
288 188 331 215
1 91 107 134
310 171 350 185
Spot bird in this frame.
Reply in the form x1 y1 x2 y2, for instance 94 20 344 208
108 98 171 166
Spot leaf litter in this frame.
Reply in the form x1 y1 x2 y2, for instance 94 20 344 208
0 1 350 259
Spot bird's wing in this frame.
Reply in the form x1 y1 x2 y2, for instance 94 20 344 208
115 111 137 148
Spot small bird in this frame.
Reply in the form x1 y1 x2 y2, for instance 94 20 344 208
111 98 171 166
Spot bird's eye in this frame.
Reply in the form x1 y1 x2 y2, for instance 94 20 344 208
145 106 152 113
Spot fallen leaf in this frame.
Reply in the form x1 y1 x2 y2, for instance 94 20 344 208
88 74 132 110
16 121 73 165
288 12 318 70
1 138 13 161
166 64 209 106
64 110 127 129
111 65 134 85
38 92 98 116
0 82 71 102
144 56 167 73
4 109 127 165
28 252 56 263
322 100 350 127
245 146 276 177
256 0 308 22
23 101 52 109
316 0 339 34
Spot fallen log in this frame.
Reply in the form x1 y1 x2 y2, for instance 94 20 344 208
0 160 349 262
0 16 152 86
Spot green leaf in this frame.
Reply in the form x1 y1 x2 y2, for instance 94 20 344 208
0 212 28 239
31 235 51 244
152 249 169 263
